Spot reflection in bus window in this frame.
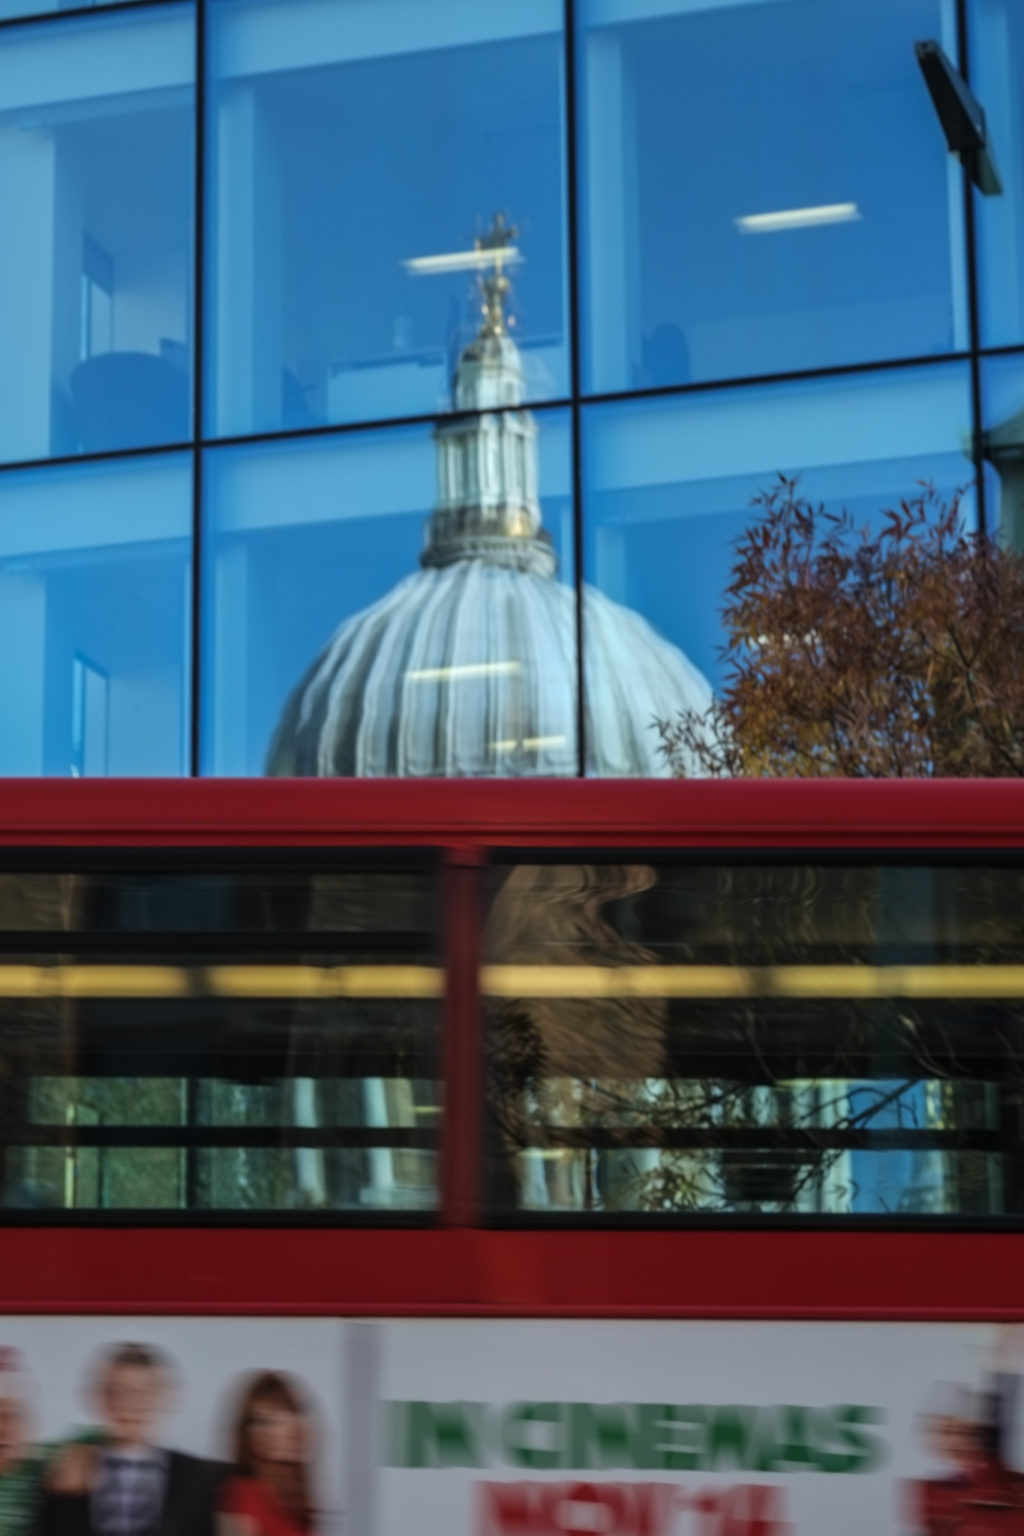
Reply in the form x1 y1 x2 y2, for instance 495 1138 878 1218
482 862 1024 1217
0 864 441 1214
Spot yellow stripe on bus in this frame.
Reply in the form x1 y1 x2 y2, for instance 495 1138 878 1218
0 962 1023 1001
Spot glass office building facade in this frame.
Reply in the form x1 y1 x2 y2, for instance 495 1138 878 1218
1 0 1022 778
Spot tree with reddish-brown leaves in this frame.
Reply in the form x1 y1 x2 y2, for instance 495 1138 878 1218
659 477 1024 778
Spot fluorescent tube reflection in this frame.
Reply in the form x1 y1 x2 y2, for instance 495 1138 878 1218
490 735 567 752
735 203 861 234
407 661 522 682
403 249 524 275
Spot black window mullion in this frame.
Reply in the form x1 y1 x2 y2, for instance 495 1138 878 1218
189 0 207 774
956 0 989 534
563 0 587 778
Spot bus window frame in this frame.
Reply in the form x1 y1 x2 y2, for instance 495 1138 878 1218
0 777 1020 1318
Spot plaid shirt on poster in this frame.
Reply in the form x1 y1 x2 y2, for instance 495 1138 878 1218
91 1451 167 1536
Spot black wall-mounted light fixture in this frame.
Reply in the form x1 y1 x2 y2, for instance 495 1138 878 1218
915 39 1002 196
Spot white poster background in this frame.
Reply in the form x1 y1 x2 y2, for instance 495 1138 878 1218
375 1320 1008 1536
0 1317 1018 1536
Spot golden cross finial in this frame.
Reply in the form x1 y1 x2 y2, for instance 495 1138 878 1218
475 212 518 263
474 212 518 336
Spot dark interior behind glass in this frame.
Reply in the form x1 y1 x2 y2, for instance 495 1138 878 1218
483 861 1024 1219
0 859 441 1216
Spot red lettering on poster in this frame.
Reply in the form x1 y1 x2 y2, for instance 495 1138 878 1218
477 1480 676 1536
679 1485 789 1536
476 1481 787 1536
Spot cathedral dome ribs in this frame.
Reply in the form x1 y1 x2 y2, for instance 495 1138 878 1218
268 215 713 779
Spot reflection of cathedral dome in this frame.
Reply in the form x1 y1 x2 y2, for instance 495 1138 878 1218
268 243 712 778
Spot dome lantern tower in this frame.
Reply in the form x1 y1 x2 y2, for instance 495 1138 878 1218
424 214 554 578
267 217 714 779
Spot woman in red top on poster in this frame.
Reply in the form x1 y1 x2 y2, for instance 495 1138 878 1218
219 1373 318 1536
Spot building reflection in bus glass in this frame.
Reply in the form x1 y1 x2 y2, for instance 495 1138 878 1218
482 862 1024 1217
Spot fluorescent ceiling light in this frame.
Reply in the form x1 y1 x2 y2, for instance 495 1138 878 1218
406 660 522 682
403 248 524 276
735 202 861 234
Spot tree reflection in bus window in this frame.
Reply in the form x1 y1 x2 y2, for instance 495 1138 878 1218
482 862 1021 1218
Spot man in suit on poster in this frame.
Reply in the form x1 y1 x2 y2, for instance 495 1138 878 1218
37 1344 221 1536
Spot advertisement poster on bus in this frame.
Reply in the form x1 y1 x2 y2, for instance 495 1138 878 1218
0 1318 1019 1536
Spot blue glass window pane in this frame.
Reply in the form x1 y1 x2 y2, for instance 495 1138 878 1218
0 455 192 775
206 0 568 438
981 356 1024 545
971 1 1024 349
0 7 195 466
578 0 966 394
0 1 153 20
581 364 975 776
202 409 575 777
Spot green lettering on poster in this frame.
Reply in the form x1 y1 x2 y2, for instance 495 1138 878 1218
706 1405 757 1470
567 1403 632 1469
503 1403 564 1469
632 1404 704 1471
396 1401 484 1468
816 1405 888 1473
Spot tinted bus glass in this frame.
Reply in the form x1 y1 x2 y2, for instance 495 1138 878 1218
483 862 1024 1218
0 861 440 1215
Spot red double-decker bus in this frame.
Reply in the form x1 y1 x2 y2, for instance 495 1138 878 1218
0 778 1021 1536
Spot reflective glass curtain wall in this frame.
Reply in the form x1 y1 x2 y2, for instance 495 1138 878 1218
0 0 1019 776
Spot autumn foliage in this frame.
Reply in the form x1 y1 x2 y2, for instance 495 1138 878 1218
660 478 1024 777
